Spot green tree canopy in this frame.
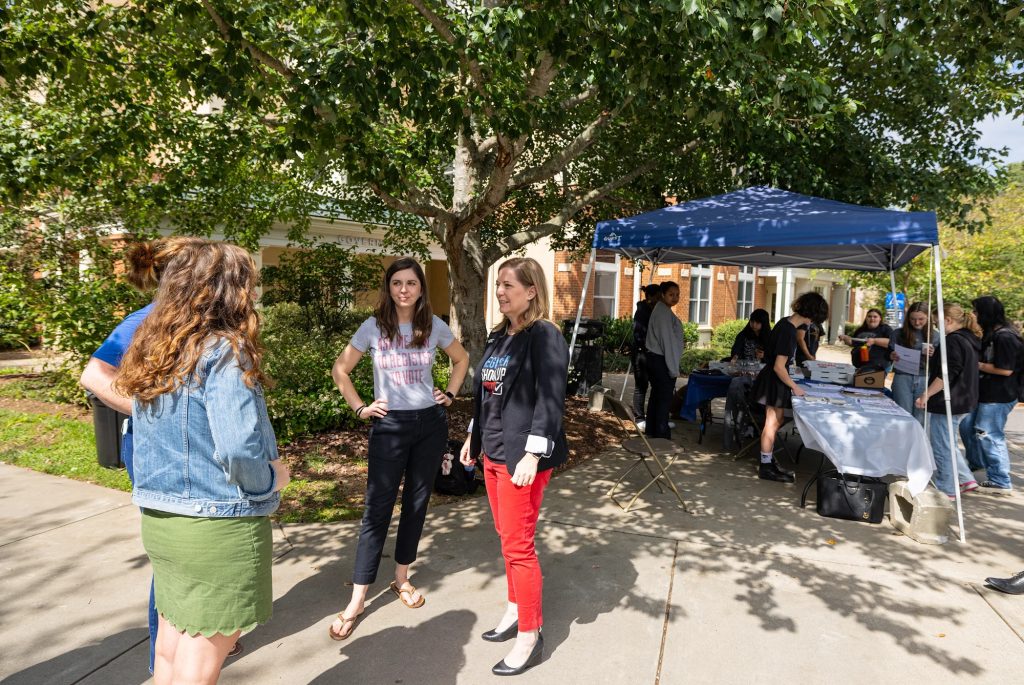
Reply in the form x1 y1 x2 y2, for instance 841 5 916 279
2 1 1023 368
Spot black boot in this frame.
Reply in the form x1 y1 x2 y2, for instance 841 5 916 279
759 460 794 483
986 571 1024 595
482 622 518 642
492 634 543 676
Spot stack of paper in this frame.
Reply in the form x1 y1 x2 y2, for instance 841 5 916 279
802 360 856 385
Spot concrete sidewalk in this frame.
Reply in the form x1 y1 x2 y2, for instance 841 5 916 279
4 415 1024 685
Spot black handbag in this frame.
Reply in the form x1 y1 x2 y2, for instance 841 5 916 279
816 470 887 524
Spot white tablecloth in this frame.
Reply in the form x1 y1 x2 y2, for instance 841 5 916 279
791 385 935 496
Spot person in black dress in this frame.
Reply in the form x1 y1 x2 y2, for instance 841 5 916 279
751 292 830 482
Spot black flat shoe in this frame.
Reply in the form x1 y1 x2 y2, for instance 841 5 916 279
986 570 1024 595
492 634 543 676
482 622 519 642
759 460 794 483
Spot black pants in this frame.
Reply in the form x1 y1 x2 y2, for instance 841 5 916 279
645 352 675 439
631 349 650 421
353 405 447 585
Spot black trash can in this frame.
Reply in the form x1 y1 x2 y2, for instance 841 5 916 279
89 392 129 469
562 318 605 397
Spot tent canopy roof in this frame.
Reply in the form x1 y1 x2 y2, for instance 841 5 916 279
592 186 938 271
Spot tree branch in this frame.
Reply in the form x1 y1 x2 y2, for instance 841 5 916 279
561 85 599 110
200 0 294 79
509 97 632 191
493 138 701 258
367 182 453 222
524 51 558 100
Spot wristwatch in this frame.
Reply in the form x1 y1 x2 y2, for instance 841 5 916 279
444 391 455 401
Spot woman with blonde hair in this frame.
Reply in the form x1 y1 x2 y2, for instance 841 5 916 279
915 304 982 498
329 257 468 640
460 257 569 676
117 239 289 685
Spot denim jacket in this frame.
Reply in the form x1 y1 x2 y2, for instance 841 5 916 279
131 339 280 517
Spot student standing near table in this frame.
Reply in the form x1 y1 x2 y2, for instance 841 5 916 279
795 321 823 365
751 292 829 483
459 257 568 677
839 308 893 369
645 281 685 439
329 257 469 641
631 284 662 428
117 240 290 685
960 296 1023 494
915 304 982 498
888 301 937 426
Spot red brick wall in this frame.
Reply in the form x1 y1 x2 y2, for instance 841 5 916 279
553 255 769 328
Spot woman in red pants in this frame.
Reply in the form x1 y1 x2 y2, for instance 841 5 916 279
460 256 568 677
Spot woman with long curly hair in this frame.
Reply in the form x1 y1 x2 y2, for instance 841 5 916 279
117 239 290 685
328 257 469 641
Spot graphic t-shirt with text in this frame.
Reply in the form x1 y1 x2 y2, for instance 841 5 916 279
350 315 455 411
480 333 515 462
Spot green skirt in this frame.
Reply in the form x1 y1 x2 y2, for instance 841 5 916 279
141 509 273 637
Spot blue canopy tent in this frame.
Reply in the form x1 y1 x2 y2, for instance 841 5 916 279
572 186 967 540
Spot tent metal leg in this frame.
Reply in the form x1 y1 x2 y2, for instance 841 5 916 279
568 248 598 365
933 244 966 543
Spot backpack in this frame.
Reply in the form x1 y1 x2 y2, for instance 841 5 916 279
434 439 480 496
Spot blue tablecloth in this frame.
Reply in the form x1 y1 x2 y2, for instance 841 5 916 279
680 372 735 421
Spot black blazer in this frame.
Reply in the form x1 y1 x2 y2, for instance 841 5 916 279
470 320 569 475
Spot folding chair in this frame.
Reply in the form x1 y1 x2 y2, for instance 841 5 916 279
732 389 797 463
602 394 689 513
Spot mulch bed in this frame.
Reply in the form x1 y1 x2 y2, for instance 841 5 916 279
275 395 622 521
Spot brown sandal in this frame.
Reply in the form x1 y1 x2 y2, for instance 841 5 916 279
389 580 426 608
328 610 363 641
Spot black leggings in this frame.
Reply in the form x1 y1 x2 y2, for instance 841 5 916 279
632 349 650 420
352 405 447 585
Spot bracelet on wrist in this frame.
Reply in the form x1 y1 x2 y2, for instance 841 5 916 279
355 404 366 417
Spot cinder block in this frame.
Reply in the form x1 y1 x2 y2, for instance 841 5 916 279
888 481 954 545
588 385 610 413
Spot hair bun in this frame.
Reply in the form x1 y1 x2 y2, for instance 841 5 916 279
125 240 162 291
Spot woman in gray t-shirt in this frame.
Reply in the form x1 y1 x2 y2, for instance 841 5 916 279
328 258 469 641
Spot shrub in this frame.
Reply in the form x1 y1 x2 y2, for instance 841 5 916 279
680 348 719 375
261 303 452 442
260 241 381 335
682 321 699 347
598 315 634 354
711 319 748 356
0 255 39 350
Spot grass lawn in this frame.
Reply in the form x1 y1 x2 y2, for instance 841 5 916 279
0 375 621 523
0 407 132 491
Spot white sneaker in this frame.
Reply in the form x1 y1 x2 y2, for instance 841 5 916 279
635 420 646 431
668 421 676 429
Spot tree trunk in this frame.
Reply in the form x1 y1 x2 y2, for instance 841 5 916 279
446 235 489 394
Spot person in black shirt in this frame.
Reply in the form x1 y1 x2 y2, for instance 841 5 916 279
751 292 829 482
631 284 662 423
959 296 1023 493
796 322 824 366
914 304 982 497
839 308 893 369
730 308 771 362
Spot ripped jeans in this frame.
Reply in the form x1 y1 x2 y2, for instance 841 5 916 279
960 401 1017 489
